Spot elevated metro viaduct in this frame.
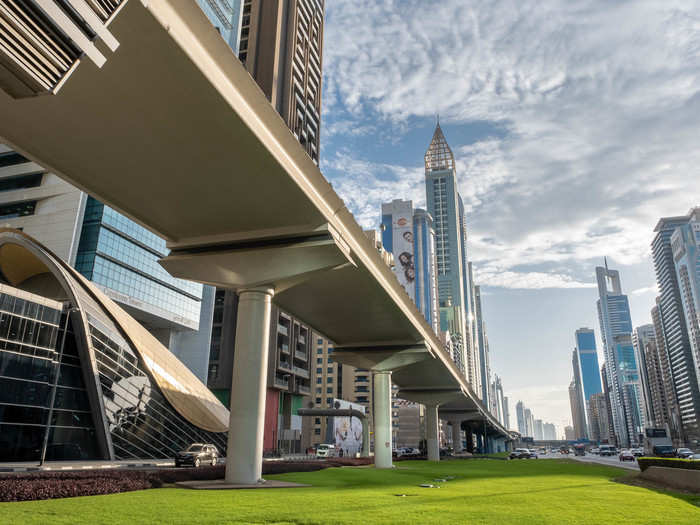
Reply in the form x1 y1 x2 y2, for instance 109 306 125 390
0 0 515 484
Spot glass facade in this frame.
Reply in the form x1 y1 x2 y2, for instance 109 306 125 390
88 316 226 459
0 291 98 462
575 329 603 402
76 197 202 328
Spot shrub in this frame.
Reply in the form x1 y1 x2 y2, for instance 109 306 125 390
637 457 700 472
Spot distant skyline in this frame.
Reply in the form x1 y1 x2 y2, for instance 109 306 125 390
319 1 698 428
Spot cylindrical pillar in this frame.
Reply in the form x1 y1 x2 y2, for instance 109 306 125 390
373 370 393 468
451 421 463 453
361 417 370 458
426 404 440 461
225 287 274 485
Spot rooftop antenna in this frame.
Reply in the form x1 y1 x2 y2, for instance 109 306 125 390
604 256 609 273
436 113 440 126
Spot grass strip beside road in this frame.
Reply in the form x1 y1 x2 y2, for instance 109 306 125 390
2 459 699 524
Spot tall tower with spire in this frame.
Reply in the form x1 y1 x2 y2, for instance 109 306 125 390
424 123 481 387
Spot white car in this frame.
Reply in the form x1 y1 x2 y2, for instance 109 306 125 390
315 444 336 458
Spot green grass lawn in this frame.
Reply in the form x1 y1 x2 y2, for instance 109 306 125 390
3 459 699 524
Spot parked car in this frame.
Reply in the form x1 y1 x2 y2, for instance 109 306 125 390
652 445 676 458
509 448 531 459
316 444 336 458
175 443 219 467
619 449 635 462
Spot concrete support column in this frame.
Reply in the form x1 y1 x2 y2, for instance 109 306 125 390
225 287 274 485
451 421 463 453
425 404 440 461
373 371 393 468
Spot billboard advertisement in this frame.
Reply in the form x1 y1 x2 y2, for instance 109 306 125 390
330 399 366 457
392 206 415 302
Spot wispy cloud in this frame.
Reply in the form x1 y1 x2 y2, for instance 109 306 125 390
321 0 700 289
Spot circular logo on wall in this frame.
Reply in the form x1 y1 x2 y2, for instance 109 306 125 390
397 218 408 226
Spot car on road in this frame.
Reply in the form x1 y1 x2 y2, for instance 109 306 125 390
509 448 531 459
690 454 700 461
590 447 600 455
527 449 538 459
652 445 676 458
675 448 693 459
618 449 635 462
599 445 617 457
631 448 644 457
175 443 219 467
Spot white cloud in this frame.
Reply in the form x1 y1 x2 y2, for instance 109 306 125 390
631 285 659 296
321 0 700 289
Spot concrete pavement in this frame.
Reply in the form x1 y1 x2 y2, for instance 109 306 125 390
570 454 640 471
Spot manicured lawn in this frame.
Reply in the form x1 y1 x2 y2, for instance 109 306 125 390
2 459 699 524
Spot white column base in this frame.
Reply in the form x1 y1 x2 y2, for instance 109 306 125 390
225 287 274 485
373 371 393 468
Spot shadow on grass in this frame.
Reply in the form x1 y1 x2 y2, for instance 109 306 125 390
614 471 700 508
267 458 633 493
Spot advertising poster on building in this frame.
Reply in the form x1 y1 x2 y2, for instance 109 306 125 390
392 210 415 302
332 399 365 457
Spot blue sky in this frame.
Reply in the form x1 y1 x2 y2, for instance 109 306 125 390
319 0 699 435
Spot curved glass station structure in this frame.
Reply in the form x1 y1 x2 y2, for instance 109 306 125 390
0 230 228 462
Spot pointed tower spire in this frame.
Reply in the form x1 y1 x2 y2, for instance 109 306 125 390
424 120 454 172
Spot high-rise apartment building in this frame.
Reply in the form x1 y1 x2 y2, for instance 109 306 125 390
534 419 544 441
588 392 612 443
524 408 534 438
475 285 490 404
491 375 506 426
502 395 511 430
653 211 700 446
643 307 682 445
632 324 657 424
568 378 587 440
516 401 526 436
196 0 245 52
238 0 325 163
600 363 618 446
596 263 646 446
670 208 700 382
564 426 575 441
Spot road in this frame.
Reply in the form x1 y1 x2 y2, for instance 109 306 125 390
570 453 640 471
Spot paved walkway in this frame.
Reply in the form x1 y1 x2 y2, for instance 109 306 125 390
0 459 176 474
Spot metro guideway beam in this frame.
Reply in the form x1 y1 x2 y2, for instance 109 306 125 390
0 0 514 484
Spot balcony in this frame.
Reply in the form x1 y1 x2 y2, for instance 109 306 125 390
297 383 311 395
294 349 307 361
293 366 309 379
277 324 289 336
279 343 290 355
279 360 292 372
274 375 289 389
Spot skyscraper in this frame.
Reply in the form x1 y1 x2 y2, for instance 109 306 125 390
238 0 325 163
588 392 612 443
534 419 544 441
424 124 466 316
596 262 646 446
653 211 700 446
572 328 602 439
670 209 700 382
475 285 490 404
502 396 511 430
632 324 657 424
516 401 526 436
569 378 587 440
381 200 439 333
